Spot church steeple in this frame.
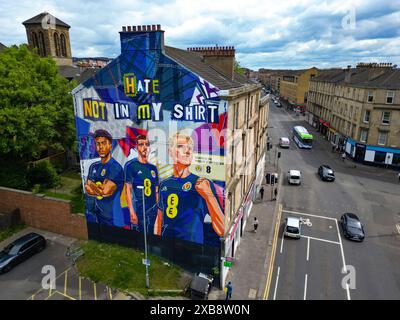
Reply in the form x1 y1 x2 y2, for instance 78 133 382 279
23 12 73 66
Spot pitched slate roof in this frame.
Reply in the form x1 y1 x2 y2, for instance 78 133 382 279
312 67 400 89
164 46 253 90
23 12 70 28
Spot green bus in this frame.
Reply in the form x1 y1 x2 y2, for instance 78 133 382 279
293 126 313 149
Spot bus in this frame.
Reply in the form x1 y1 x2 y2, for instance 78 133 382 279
293 126 313 149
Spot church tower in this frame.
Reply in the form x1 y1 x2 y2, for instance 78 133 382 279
23 12 73 66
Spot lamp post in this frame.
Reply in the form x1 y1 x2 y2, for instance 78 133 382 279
137 185 149 288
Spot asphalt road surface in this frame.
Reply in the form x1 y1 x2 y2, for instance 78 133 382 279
267 99 400 300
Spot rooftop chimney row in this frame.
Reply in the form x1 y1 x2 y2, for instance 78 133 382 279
121 25 161 32
187 46 235 57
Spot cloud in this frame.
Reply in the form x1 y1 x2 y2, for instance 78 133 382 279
0 0 398 69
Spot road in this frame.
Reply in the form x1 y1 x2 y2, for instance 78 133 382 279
267 98 400 300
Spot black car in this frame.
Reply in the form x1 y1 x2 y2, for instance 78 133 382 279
318 165 335 181
0 233 46 273
341 213 365 242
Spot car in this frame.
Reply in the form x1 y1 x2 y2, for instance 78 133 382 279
340 213 365 242
287 170 301 185
279 137 290 148
284 216 301 239
318 165 335 181
0 233 46 274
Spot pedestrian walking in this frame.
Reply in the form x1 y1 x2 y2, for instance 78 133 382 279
273 188 278 200
253 217 259 233
341 152 346 161
260 186 264 200
225 281 233 301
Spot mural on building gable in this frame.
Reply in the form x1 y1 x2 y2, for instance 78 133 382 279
73 30 226 248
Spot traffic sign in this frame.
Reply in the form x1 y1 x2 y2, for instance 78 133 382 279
142 259 150 266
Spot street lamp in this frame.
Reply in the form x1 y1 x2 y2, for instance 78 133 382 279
137 185 150 288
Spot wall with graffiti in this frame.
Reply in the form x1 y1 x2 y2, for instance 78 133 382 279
72 29 226 250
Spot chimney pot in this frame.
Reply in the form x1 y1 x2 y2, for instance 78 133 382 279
122 26 127 32
147 25 151 31
127 26 132 32
152 24 156 31
137 26 141 31
157 24 161 30
142 25 146 31
132 26 136 32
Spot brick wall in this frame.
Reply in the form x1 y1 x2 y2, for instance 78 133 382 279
0 187 87 240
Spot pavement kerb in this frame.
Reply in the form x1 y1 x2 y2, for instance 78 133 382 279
259 164 284 300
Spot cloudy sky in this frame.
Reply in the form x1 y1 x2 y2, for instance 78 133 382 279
0 0 399 70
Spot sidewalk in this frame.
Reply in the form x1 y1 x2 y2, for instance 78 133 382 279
209 161 281 300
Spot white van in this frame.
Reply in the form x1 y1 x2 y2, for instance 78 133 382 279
284 216 301 239
287 170 301 185
279 137 290 148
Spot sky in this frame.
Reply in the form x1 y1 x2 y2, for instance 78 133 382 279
0 0 399 70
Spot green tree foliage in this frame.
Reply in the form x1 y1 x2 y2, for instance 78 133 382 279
0 44 76 161
234 60 245 75
27 160 61 191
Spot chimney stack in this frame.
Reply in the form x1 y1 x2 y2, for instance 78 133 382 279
186 45 236 79
120 24 164 53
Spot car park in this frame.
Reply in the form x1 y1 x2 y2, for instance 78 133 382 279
340 213 365 242
318 165 335 181
279 137 290 148
284 216 301 239
0 233 46 274
287 170 301 185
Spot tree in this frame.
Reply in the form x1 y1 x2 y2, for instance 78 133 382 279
0 44 76 161
234 60 245 76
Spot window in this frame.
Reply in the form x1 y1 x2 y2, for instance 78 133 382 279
377 131 387 146
54 33 60 57
392 153 400 166
386 91 394 104
367 91 374 102
359 129 368 143
60 34 67 57
38 31 46 57
374 151 386 163
363 110 370 123
381 111 391 125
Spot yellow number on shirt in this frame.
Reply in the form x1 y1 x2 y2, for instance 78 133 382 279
144 178 152 197
166 194 179 219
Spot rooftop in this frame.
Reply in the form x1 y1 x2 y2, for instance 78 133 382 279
22 12 70 28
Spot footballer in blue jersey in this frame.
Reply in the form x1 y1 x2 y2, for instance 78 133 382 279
84 130 125 227
158 132 224 246
124 135 160 234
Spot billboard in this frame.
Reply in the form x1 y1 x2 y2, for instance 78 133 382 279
72 35 226 250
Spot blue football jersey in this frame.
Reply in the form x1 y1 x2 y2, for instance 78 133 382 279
159 173 222 245
124 159 159 231
86 158 124 226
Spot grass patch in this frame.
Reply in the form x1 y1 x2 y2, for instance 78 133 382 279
0 224 26 242
76 241 184 296
60 171 82 180
43 191 85 214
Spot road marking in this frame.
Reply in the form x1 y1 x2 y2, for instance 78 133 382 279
263 204 283 300
280 232 284 254
273 267 281 300
335 219 351 300
396 224 400 235
79 276 82 300
64 269 68 295
301 235 340 245
306 237 310 261
304 274 308 300
283 209 336 221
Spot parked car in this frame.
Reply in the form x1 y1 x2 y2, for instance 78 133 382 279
276 101 282 107
318 165 335 181
279 137 290 148
287 170 301 185
340 213 365 242
284 216 301 239
0 233 46 274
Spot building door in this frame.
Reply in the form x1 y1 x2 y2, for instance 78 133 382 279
355 144 366 162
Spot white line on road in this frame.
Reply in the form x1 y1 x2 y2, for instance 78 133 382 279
307 237 310 261
282 209 337 221
280 233 284 254
396 224 400 235
304 274 308 300
273 266 281 300
335 219 351 301
301 235 340 245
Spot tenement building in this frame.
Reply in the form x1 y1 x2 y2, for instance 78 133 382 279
307 63 400 168
71 25 269 286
